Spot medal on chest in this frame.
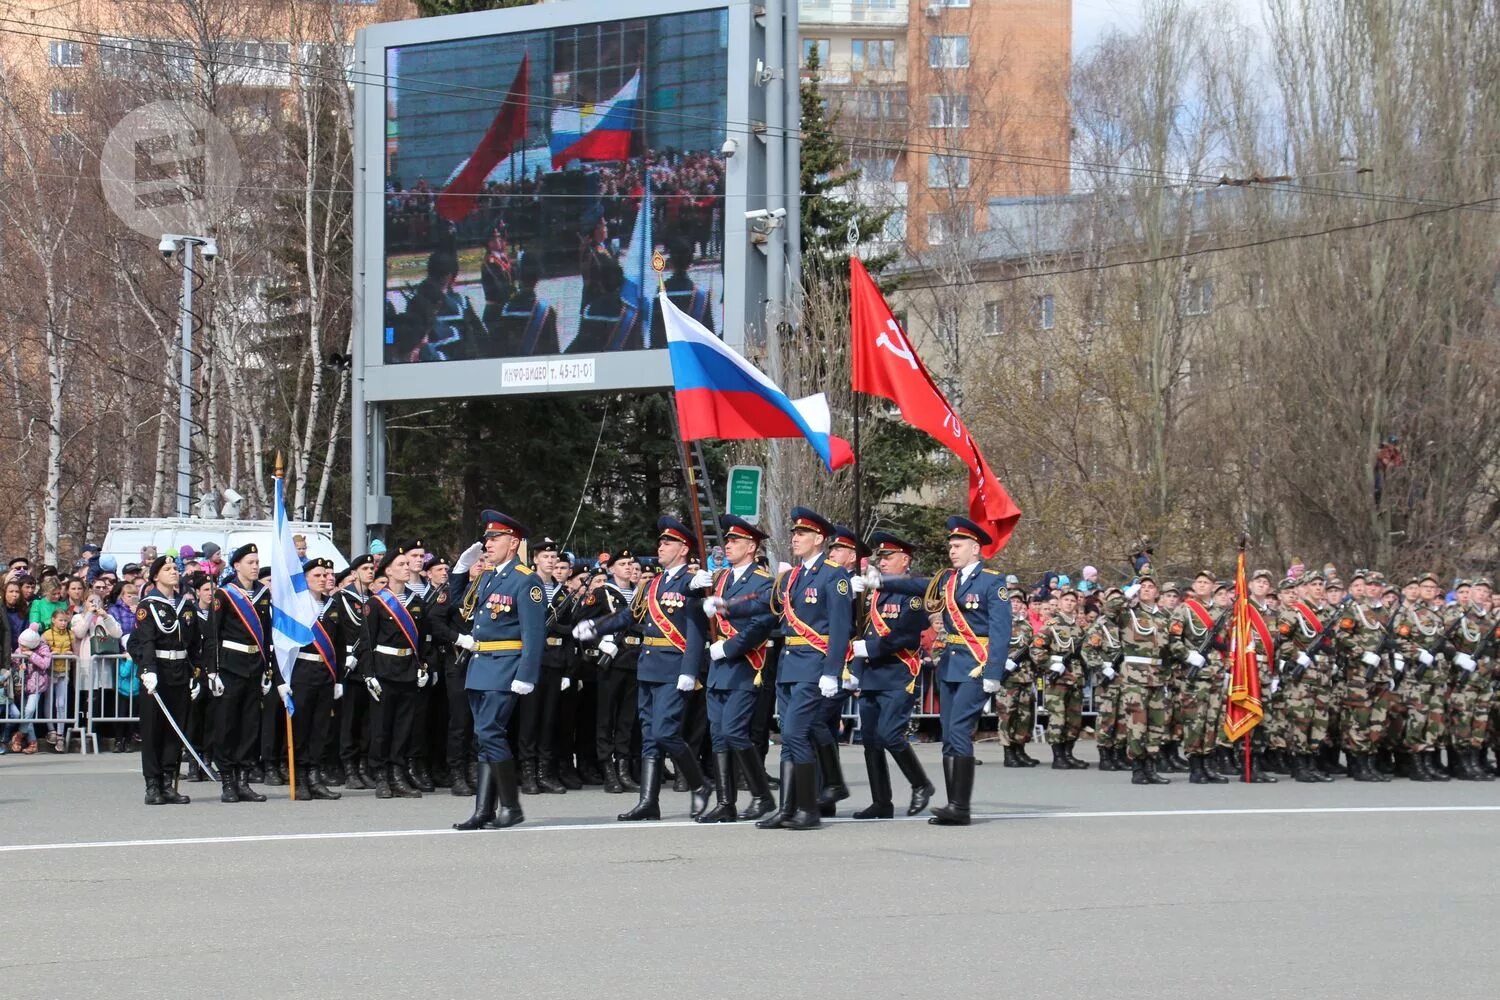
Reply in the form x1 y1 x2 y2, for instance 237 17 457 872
803 586 819 606
487 592 514 619
964 592 980 611
880 601 901 618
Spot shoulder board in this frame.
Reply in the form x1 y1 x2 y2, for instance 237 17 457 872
982 568 1000 577
754 568 771 579
515 564 533 576
823 559 839 570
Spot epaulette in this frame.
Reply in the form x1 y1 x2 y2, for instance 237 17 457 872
515 564 533 576
824 559 839 569
982 568 1000 577
754 568 771 579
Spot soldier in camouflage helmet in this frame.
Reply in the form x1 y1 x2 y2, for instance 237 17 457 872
995 590 1040 768
1034 584 1089 769
1103 574 1173 784
1081 587 1126 770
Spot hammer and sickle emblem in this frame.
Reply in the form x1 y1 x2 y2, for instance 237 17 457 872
875 318 918 370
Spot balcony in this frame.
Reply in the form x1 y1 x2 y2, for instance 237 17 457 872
799 0 908 30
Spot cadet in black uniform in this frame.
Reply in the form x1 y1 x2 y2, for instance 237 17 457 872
287 558 343 801
361 544 431 799
426 553 475 798
133 556 199 805
516 538 568 795
208 544 272 803
336 555 377 789
183 570 215 782
576 550 642 794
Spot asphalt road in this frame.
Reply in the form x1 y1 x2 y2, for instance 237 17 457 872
3 744 1498 999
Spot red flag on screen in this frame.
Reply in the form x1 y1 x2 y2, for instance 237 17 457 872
849 257 1020 555
436 53 529 224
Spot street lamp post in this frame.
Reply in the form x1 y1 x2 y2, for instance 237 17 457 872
158 234 217 519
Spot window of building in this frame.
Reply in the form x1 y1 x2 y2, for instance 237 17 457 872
1244 272 1268 309
983 301 1002 336
801 38 830 68
1183 277 1213 316
927 93 970 128
50 133 82 161
927 154 969 188
101 37 194 82
880 209 907 243
928 35 970 69
49 88 80 115
851 39 896 72
48 41 83 68
853 155 897 181
936 0 971 6
853 88 906 122
854 0 897 9
926 207 973 245
1037 294 1055 330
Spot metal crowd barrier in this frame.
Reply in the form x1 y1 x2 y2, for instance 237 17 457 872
0 653 137 755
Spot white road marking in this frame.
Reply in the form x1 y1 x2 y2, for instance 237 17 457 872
2 804 1497 854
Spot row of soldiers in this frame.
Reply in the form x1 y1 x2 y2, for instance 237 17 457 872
991 568 1500 785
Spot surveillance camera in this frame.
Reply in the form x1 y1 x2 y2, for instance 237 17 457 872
201 240 218 261
745 208 769 221
769 208 786 220
222 488 243 505
721 138 738 158
159 236 176 259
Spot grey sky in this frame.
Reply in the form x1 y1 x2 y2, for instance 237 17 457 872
1072 0 1269 56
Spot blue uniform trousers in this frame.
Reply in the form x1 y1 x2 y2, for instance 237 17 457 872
469 690 519 763
706 688 757 751
638 679 688 759
939 679 988 757
815 693 842 746
858 687 916 751
777 681 822 764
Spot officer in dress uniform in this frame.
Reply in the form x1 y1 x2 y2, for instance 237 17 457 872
574 517 711 822
361 544 431 799
873 516 1012 826
758 507 853 831
572 210 643 354
696 514 777 823
133 556 198 805
336 555 378 789
208 543 272 804
846 531 936 819
452 510 546 831
574 550 642 794
285 558 344 800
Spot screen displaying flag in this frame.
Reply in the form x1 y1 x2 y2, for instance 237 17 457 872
621 173 654 344
1224 548 1271 741
270 477 317 716
436 53 529 224
662 291 854 472
549 71 639 169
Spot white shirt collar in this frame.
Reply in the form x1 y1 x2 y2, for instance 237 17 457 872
959 560 982 584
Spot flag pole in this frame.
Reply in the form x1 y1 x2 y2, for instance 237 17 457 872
277 451 296 802
847 237 862 538
1238 535 1251 785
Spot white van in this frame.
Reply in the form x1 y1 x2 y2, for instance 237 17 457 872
102 517 349 573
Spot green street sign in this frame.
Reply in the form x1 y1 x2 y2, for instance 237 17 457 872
726 465 763 524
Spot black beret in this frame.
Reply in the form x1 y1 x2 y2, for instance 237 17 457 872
148 556 171 582
229 543 258 566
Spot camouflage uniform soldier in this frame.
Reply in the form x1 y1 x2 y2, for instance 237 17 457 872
1333 578 1395 782
1320 576 1350 775
1168 581 1232 784
996 591 1039 768
1035 585 1089 770
1275 573 1340 780
1081 588 1125 771
1242 571 1287 776
1103 574 1173 785
1442 577 1497 782
1396 572 1451 781
1157 580 1190 771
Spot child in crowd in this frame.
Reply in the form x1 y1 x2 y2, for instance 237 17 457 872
5 627 51 754
43 607 73 751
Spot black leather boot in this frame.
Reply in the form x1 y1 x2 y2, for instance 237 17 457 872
1050 743 1070 770
409 759 436 793
390 764 423 798
1130 756 1152 785
618 755 640 792
1015 744 1040 767
890 743 935 816
144 777 166 805
558 761 584 790
308 768 342 800
1426 749 1451 781
1289 753 1315 783
696 751 739 823
537 760 568 794
577 758 605 786
669 748 712 818
520 760 541 795
1349 752 1377 781
1063 740 1090 769
617 756 662 821
1145 755 1172 784
485 759 525 829
262 763 287 787
373 765 393 799
217 768 239 802
814 742 851 807
1248 751 1277 783
853 747 894 819
185 762 205 783
341 759 369 790
1447 748 1467 779
1160 742 1189 773
1393 751 1413 778
734 748 776 821
450 764 475 797
454 762 497 830
1195 754 1227 783
782 761 822 830
1374 748 1395 774
756 759 797 829
929 756 975 825
1097 745 1120 771
324 760 346 787
158 775 190 804
602 757 625 794
236 767 267 802
1003 744 1022 768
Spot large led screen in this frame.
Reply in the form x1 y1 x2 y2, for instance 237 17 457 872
382 10 729 369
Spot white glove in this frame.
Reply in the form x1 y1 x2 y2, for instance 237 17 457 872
1360 651 1380 668
1049 661 1065 675
850 574 868 593
454 540 483 575
276 682 292 709
1296 652 1312 669
189 680 201 701
1418 649 1435 666
689 570 714 591
842 673 860 691
561 676 572 691
851 640 869 659
344 654 358 670
676 674 696 692
702 596 725 617
1392 655 1405 673
1102 665 1116 680
572 621 597 642
208 673 225 697
1004 657 1017 673
416 667 430 688
456 634 476 651
511 679 534 695
142 671 158 695
1186 651 1206 669
598 637 619 658
982 678 1003 694
862 567 882 589
1270 676 1281 694
259 673 272 696
1454 652 1477 672
365 676 383 702
709 640 727 661
333 683 344 700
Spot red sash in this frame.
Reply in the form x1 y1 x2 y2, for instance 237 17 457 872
869 590 922 692
943 571 988 668
1183 598 1213 631
714 571 767 676
646 577 687 653
781 568 829 654
1291 601 1323 634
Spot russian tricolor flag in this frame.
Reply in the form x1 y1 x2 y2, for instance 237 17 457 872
661 291 854 472
550 72 639 169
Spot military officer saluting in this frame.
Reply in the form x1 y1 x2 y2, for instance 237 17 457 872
871 516 1012 826
452 510 546 831
133 556 199 805
575 516 712 822
208 543 272 804
697 514 777 823
846 530 935 819
758 507 853 831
